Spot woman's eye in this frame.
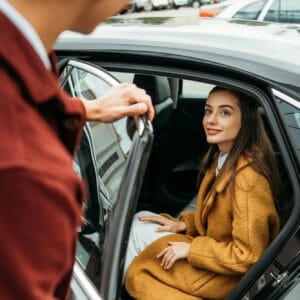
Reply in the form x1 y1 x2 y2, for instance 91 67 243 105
204 108 212 115
221 110 231 116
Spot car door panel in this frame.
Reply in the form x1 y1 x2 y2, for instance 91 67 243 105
60 59 153 299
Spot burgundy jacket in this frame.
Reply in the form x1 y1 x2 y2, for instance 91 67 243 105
0 13 86 299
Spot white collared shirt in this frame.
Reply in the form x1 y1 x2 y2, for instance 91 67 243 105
216 152 228 176
0 0 51 69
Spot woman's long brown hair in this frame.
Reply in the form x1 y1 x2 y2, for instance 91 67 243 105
199 86 282 216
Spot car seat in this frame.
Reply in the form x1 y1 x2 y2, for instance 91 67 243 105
133 74 174 131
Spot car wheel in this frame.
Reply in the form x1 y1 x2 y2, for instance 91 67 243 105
144 0 153 11
192 0 200 8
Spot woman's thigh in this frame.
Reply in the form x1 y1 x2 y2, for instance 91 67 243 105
123 211 174 279
131 210 174 252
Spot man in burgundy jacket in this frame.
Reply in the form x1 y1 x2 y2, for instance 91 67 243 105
0 0 154 299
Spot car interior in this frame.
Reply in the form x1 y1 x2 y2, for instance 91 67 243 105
111 72 293 220
60 59 295 299
111 72 294 300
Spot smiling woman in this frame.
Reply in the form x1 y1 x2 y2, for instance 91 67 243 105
203 88 242 154
124 86 281 300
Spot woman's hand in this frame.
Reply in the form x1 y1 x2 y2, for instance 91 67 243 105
81 83 154 122
138 214 186 233
157 242 191 269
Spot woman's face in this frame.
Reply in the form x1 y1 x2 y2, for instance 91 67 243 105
203 90 242 154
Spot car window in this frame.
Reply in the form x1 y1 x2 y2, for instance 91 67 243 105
276 97 300 153
264 0 300 23
65 67 134 206
233 0 266 20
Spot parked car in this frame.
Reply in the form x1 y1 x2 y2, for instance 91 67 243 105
218 0 300 23
142 0 169 11
188 0 212 8
168 0 189 9
199 0 237 17
132 0 146 11
56 17 300 300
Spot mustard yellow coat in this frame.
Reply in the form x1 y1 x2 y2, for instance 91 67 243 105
125 157 280 299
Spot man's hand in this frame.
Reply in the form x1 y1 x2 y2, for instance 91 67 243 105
157 242 191 269
81 83 154 122
138 214 186 233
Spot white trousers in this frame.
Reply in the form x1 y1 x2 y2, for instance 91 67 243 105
123 211 174 281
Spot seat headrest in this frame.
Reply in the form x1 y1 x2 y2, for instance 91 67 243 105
133 74 171 104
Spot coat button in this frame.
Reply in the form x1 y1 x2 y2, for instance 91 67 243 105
64 118 80 130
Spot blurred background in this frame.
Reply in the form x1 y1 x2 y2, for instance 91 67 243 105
118 0 300 24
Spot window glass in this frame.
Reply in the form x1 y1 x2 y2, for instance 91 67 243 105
276 97 300 153
265 0 300 23
66 67 134 206
233 0 266 20
182 80 215 98
111 71 134 83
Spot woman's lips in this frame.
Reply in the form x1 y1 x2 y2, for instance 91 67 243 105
206 128 222 135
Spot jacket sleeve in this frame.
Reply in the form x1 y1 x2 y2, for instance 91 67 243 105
187 175 280 275
160 211 199 236
179 211 198 236
0 168 82 299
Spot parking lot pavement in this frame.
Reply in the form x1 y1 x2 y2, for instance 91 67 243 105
117 7 200 18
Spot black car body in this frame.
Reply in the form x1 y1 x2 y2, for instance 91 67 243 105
56 17 300 300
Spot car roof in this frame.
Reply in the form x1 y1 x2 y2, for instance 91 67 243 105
56 17 300 98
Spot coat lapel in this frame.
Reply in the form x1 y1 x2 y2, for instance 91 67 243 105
215 156 250 193
195 155 251 234
194 159 217 235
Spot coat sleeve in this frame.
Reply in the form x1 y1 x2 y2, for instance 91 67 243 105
178 211 198 236
187 174 280 275
0 168 82 299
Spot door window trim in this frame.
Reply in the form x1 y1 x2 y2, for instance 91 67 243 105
271 88 300 109
72 262 103 300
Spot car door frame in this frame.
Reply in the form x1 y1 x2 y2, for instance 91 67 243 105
60 59 154 300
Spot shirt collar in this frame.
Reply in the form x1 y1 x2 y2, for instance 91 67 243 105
215 155 251 193
216 152 228 176
0 0 51 69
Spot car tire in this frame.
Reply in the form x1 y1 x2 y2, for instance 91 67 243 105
144 0 153 11
192 1 200 8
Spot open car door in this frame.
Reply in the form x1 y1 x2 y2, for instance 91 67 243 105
60 59 153 300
